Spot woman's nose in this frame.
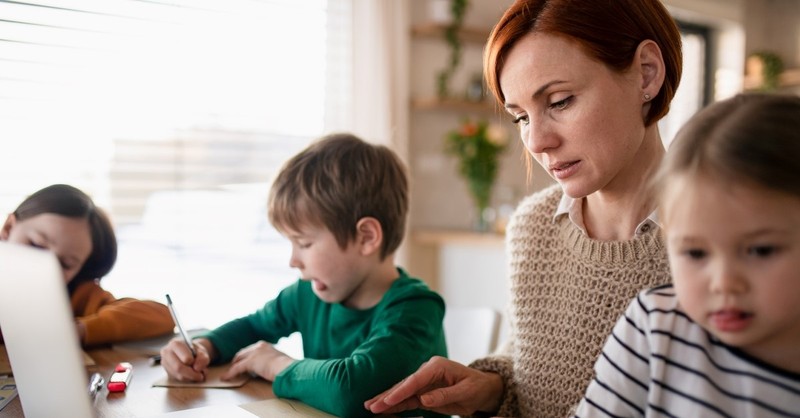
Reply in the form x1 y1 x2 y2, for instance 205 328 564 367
522 118 558 154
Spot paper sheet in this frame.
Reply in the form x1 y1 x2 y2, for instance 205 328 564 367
144 404 259 417
152 365 250 388
240 398 337 417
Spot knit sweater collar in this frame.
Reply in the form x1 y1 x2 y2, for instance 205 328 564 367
560 218 665 264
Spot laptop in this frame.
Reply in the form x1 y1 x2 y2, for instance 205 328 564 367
0 242 95 418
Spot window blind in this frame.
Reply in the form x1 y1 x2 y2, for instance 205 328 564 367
0 0 350 224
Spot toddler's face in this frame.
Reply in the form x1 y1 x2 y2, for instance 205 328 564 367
1 213 92 283
663 175 800 370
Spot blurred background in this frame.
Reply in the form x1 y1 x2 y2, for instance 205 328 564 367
0 0 797 341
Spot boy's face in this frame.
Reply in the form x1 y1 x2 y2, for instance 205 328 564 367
663 175 800 369
283 223 371 307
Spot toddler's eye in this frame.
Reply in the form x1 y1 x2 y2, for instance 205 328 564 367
747 245 777 257
684 249 706 260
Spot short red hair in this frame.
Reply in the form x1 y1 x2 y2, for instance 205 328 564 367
484 0 682 127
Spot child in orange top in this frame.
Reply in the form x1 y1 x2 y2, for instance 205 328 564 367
0 184 173 346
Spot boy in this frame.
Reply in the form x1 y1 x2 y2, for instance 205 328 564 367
161 133 448 418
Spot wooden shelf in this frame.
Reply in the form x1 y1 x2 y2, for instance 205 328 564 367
743 67 800 90
411 97 497 113
411 22 491 44
413 228 505 246
780 68 800 87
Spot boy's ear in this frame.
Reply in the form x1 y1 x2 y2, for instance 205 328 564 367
355 217 383 256
1 213 16 240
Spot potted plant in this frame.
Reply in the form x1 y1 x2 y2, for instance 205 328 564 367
746 51 784 91
436 0 469 98
445 119 508 231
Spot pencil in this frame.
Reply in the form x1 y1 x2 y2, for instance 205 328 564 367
165 294 196 358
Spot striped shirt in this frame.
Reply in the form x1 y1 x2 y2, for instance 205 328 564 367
574 284 800 417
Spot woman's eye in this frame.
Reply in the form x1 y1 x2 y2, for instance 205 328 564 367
511 114 529 126
549 96 572 110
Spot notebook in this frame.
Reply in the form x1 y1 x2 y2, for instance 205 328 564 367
0 242 95 418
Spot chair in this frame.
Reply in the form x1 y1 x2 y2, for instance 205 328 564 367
443 307 501 365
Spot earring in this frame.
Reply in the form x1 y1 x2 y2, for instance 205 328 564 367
643 94 651 101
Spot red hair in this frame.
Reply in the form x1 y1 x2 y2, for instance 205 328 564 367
484 0 682 127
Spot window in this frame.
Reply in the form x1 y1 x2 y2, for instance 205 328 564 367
0 0 352 332
0 0 348 219
658 20 711 145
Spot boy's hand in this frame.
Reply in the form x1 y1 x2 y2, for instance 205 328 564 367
221 341 295 382
160 337 213 382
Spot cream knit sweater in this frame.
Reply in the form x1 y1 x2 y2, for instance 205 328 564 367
471 185 671 418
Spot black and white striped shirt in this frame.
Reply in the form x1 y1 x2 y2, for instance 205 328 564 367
574 284 800 417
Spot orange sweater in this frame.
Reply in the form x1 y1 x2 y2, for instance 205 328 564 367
71 281 174 346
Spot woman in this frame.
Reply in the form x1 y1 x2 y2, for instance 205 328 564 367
365 0 682 416
0 184 174 346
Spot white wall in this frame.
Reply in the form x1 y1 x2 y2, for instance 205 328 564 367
440 243 508 313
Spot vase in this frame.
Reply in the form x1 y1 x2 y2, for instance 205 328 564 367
472 205 496 233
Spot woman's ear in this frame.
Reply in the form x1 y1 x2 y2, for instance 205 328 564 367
355 217 383 256
636 39 666 100
1 213 16 241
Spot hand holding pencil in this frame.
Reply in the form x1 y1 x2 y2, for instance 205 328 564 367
160 294 215 382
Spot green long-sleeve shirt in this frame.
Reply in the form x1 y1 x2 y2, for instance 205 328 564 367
203 268 448 418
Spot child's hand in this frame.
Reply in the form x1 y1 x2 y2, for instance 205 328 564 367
221 341 295 382
160 337 213 382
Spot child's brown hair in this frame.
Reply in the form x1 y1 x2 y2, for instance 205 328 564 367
653 93 800 219
12 184 117 294
268 133 409 260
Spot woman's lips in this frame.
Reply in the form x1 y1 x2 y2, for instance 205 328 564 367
709 309 753 332
311 279 328 291
550 160 580 180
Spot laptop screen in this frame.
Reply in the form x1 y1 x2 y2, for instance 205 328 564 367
0 242 94 417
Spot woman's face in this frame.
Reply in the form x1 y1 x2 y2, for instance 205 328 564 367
500 33 648 199
1 213 92 284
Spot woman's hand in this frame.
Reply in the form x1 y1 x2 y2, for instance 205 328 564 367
220 341 295 382
160 337 213 382
364 356 504 416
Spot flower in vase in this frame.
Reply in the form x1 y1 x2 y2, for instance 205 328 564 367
445 119 508 224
